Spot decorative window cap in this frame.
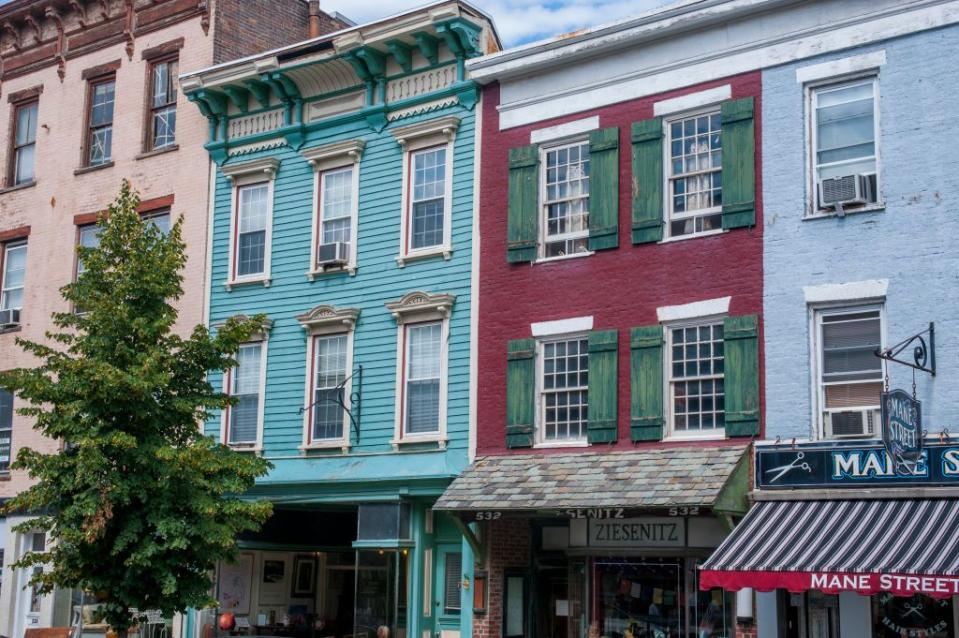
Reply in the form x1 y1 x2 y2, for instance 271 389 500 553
212 315 274 339
296 305 360 333
390 115 460 149
386 291 455 323
221 157 280 183
302 139 365 172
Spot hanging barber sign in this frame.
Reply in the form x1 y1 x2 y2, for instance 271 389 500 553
881 389 922 467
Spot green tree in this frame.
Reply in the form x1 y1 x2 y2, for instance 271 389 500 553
0 180 272 637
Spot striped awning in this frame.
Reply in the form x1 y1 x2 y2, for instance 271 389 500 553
700 499 959 599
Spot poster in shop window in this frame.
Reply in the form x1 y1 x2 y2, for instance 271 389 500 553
872 593 954 638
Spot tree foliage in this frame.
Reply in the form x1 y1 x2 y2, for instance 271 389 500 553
0 180 272 635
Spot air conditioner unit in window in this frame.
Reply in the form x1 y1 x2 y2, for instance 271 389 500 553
317 242 349 267
0 308 21 328
826 408 877 439
818 174 874 211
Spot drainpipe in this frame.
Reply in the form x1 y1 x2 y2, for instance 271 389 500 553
308 0 321 38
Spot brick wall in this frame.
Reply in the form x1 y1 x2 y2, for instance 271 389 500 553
474 519 531 638
212 0 348 64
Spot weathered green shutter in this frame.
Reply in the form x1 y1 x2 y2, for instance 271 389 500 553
631 118 664 244
588 128 620 251
720 97 756 230
507 145 539 263
630 325 664 441
587 329 618 444
723 315 760 437
506 338 535 448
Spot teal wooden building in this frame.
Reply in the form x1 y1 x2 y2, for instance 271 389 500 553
180 5 499 638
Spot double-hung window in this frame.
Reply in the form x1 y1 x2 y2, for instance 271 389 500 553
0 388 12 471
666 110 723 237
815 306 883 438
86 77 115 167
11 100 38 186
409 146 447 252
311 334 348 442
76 224 100 278
148 58 178 151
404 322 442 436
142 210 171 235
227 343 263 447
1 241 27 315
539 336 589 443
318 166 354 263
667 322 725 435
810 77 880 210
235 183 269 278
541 141 590 258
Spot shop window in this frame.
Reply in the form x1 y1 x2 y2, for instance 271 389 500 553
872 593 953 638
540 140 590 258
356 503 411 543
593 560 682 638
666 110 723 237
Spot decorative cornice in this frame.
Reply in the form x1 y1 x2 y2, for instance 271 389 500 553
389 115 459 149
301 139 365 170
385 291 456 324
220 156 280 183
296 305 360 333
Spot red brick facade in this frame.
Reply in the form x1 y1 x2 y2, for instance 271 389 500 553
473 519 531 638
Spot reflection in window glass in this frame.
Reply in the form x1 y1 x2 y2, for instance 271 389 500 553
542 141 590 257
88 79 115 166
13 101 38 185
409 147 446 251
236 183 269 277
667 112 722 237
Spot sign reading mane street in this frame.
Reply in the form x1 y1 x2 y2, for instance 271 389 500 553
882 389 923 463
756 441 959 489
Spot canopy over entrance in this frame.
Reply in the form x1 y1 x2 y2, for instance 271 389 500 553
700 499 959 599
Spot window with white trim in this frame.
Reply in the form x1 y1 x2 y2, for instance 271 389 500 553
538 336 588 443
227 342 263 446
0 388 12 471
318 166 354 262
814 306 883 438
666 110 723 237
404 321 442 435
1 241 27 313
409 146 447 252
541 141 590 258
311 333 348 442
235 183 269 278
667 322 725 435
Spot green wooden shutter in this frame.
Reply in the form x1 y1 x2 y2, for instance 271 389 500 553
630 325 664 441
507 145 539 263
723 314 760 437
720 97 756 230
506 338 535 448
588 128 620 251
631 118 664 244
587 329 618 444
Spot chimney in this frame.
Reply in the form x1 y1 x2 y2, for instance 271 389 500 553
308 0 322 38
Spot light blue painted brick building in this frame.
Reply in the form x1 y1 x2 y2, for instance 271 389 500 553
180 5 499 638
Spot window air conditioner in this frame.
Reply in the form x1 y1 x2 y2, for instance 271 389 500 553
818 174 874 211
317 242 349 267
826 408 877 439
0 308 21 328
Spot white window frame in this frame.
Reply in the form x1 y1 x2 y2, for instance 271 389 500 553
663 316 728 441
386 291 455 447
1 240 27 313
303 139 364 278
296 305 359 452
809 303 886 440
220 321 271 452
805 74 882 217
0 387 13 472
534 333 590 448
222 157 279 289
537 138 592 262
662 106 725 241
391 116 458 265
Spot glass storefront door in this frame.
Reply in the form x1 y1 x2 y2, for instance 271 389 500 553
353 550 409 638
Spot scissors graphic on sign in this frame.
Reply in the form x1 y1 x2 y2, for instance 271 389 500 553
765 452 812 483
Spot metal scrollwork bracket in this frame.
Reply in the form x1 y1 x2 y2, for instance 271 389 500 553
875 322 935 376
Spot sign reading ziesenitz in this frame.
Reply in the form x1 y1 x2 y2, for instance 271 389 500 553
756 441 959 489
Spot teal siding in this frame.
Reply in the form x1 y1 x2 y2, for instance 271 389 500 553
205 106 476 473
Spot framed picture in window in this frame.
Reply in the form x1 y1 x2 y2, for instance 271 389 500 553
291 555 316 597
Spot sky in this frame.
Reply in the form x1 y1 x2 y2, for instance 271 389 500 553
322 0 679 46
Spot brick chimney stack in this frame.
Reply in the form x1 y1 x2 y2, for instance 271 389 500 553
308 0 322 38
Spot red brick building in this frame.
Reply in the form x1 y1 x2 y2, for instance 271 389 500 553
436 7 765 638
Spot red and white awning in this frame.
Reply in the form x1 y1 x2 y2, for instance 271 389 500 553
700 499 959 599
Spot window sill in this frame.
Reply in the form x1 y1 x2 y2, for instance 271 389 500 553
396 247 452 267
804 203 885 220
534 250 594 265
0 471 10 482
306 265 356 280
224 277 271 291
300 441 351 453
135 144 179 161
533 440 589 449
226 444 262 454
0 324 23 335
0 180 37 195
659 228 726 244
390 435 447 450
74 161 114 176
662 431 727 442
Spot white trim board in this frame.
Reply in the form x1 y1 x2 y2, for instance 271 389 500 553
653 85 731 116
796 50 886 83
657 297 730 323
803 280 888 304
531 316 594 337
530 116 600 144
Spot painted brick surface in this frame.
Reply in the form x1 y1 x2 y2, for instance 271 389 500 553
476 76 766 456
761 29 959 440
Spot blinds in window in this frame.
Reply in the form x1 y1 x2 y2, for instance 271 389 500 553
230 344 261 444
444 552 462 613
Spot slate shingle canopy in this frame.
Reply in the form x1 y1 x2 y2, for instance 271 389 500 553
434 444 749 511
